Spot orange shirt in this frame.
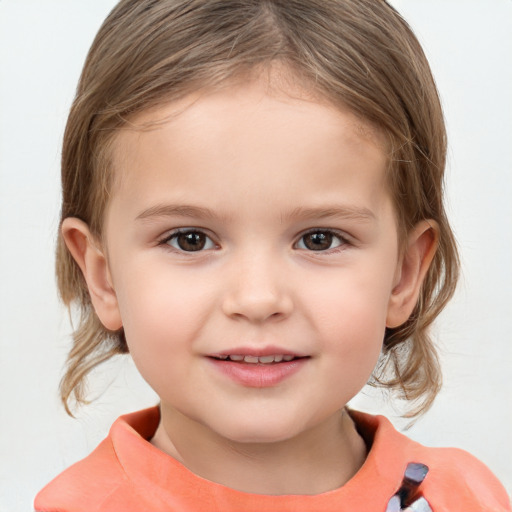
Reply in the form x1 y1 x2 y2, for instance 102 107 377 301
35 407 510 511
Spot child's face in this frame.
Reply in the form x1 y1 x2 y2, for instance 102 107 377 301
97 78 411 443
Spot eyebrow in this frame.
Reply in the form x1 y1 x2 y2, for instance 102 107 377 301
135 203 376 223
136 204 232 222
281 205 376 223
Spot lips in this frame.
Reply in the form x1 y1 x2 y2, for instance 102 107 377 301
207 347 309 387
211 354 296 363
209 345 307 360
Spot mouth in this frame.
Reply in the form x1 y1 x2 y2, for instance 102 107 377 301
206 351 309 387
209 354 306 364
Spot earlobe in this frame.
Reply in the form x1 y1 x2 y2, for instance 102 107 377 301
61 218 123 331
386 220 439 328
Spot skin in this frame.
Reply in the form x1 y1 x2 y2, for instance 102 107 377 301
63 76 437 495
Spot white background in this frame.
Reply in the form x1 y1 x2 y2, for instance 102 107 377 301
0 1 511 510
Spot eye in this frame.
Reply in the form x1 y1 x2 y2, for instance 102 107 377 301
162 229 216 252
296 229 348 252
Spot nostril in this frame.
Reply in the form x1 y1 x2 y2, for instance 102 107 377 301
221 286 294 324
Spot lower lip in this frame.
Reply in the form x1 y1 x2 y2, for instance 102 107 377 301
207 358 307 387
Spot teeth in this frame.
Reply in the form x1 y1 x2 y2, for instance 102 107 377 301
218 354 297 363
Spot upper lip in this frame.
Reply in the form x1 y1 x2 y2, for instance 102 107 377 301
208 346 308 358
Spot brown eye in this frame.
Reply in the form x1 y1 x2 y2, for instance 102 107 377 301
297 230 345 251
166 230 215 252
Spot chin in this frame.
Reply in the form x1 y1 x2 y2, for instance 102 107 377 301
213 416 305 445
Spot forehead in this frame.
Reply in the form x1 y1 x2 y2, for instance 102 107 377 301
108 76 390 219
111 68 387 170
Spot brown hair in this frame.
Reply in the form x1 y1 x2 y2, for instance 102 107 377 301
57 0 459 416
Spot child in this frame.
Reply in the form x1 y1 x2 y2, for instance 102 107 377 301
34 0 510 511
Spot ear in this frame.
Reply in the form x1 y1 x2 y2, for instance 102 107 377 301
61 217 123 331
386 220 439 328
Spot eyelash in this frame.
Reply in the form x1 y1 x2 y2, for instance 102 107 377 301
296 228 351 253
158 228 351 254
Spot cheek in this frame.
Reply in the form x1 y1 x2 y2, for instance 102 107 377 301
113 265 210 357
317 299 385 401
309 269 392 362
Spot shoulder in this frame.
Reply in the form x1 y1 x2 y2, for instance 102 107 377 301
352 411 511 512
34 407 161 512
34 436 127 512
418 445 511 511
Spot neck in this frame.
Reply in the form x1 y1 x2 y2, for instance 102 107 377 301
151 406 367 495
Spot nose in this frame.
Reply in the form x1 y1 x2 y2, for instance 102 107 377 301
221 250 294 323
